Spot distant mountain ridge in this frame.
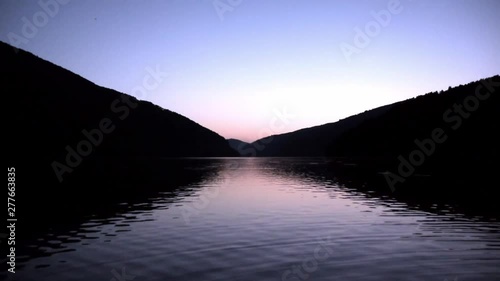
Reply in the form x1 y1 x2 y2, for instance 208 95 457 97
227 138 251 156
249 104 395 156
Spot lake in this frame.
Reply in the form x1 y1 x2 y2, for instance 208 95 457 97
8 158 500 281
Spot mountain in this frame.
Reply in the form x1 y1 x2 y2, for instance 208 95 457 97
227 138 252 156
250 104 395 156
251 77 498 161
326 76 499 191
2 41 236 226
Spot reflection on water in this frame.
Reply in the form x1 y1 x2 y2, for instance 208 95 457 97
7 158 500 281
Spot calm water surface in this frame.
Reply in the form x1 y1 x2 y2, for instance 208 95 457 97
10 158 500 280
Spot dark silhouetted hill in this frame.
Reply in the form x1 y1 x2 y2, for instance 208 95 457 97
327 76 498 168
227 138 252 156
250 105 394 156
2 42 236 228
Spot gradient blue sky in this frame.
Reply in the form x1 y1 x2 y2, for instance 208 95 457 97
1 0 499 142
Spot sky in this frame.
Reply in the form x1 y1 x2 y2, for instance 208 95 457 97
1 0 499 142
